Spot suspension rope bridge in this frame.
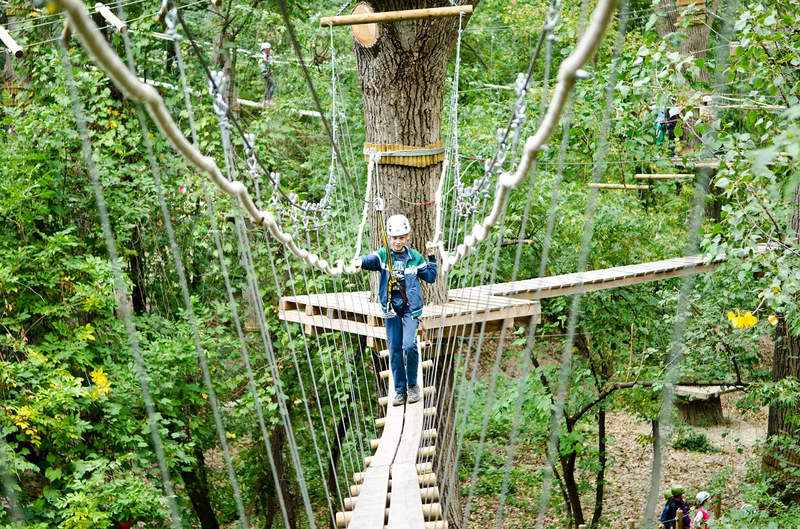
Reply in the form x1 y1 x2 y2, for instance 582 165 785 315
3 0 765 526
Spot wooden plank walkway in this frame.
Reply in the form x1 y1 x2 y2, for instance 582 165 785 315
347 370 404 529
388 360 426 529
451 254 725 301
338 346 444 529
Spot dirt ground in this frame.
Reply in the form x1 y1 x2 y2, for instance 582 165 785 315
462 336 769 528
604 392 767 524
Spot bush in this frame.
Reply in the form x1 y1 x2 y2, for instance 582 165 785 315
673 432 720 453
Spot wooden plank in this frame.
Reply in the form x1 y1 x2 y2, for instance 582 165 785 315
349 365 405 529
387 359 426 529
321 4 472 27
588 183 649 190
635 173 695 180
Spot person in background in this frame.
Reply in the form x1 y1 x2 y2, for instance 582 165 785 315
660 484 691 528
259 42 276 105
693 491 711 529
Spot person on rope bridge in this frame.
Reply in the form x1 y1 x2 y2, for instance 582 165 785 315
660 484 692 529
353 214 437 406
259 42 276 105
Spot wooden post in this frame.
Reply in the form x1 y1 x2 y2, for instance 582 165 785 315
713 495 721 518
321 4 473 27
0 26 23 58
94 3 128 32
676 508 684 529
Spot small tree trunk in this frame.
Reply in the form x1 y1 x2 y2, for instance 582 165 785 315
644 419 664 521
559 441 585 527
180 448 220 529
591 407 607 527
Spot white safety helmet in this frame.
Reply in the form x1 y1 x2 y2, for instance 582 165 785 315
696 491 711 505
261 42 271 50
386 214 411 237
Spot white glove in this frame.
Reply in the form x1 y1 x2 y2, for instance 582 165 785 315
352 258 362 269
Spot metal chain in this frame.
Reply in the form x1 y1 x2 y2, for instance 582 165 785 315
209 70 235 180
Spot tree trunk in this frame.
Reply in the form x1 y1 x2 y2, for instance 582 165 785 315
181 448 220 529
354 1 475 305
591 408 607 527
763 186 800 490
263 425 297 529
559 447 585 527
129 224 147 315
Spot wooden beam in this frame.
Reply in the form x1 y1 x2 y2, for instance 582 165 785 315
94 3 128 33
321 4 473 27
588 183 649 190
635 173 694 180
0 26 23 58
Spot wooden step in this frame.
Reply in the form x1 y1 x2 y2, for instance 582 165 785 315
384 523 448 529
343 486 441 510
336 503 442 528
350 473 437 496
376 407 435 428
364 445 435 468
378 386 435 407
380 359 433 380
353 463 433 484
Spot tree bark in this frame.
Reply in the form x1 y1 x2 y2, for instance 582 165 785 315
763 185 800 490
559 439 585 527
180 447 220 529
590 407 607 527
354 1 475 305
129 224 147 315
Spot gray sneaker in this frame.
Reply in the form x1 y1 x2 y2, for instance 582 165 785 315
392 392 406 406
407 385 421 404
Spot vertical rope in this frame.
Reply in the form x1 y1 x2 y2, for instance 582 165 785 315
58 40 183 529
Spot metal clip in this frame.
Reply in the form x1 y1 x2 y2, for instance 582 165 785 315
374 197 385 211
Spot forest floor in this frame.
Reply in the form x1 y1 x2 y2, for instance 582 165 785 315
463 336 769 529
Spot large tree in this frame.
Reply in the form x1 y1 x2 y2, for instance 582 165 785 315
352 2 475 525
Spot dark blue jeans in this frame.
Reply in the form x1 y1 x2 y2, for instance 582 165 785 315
385 311 419 394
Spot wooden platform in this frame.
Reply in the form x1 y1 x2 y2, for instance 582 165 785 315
451 254 724 301
279 287 541 348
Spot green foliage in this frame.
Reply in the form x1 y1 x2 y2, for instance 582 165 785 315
672 432 720 453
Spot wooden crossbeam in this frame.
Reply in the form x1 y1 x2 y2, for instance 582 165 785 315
94 3 128 32
0 26 23 58
635 173 694 180
588 183 649 190
321 4 472 27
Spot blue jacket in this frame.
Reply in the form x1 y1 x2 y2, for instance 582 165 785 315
360 246 437 317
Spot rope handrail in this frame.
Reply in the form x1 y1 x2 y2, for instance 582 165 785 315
434 0 619 273
52 0 359 276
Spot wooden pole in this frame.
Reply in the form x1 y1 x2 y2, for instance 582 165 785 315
588 183 649 190
713 495 721 518
635 173 694 180
0 26 23 58
321 4 473 27
94 3 128 32
677 508 684 529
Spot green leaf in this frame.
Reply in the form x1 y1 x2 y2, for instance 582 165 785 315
45 466 62 481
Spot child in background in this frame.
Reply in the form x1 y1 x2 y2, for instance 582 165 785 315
693 491 711 529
